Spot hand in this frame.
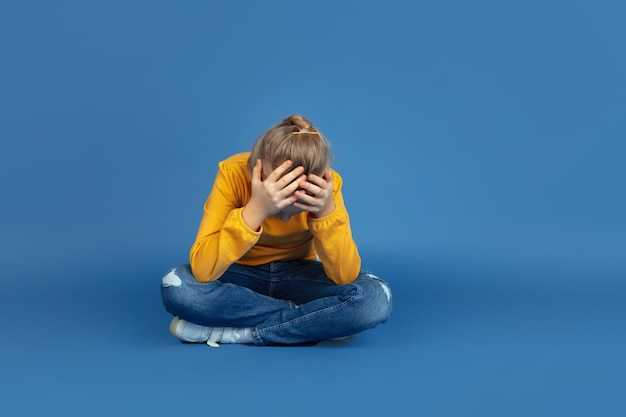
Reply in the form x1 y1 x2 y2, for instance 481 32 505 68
242 159 306 229
293 169 335 217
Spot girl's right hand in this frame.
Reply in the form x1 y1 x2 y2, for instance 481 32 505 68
242 159 306 230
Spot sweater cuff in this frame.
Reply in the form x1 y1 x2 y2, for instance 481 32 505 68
307 206 345 228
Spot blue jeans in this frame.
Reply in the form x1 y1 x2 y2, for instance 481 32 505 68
161 260 392 345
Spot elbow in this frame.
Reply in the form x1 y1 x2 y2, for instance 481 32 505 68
189 250 218 283
192 270 214 283
189 263 220 283
332 275 358 285
327 253 361 285
188 261 210 283
328 265 361 285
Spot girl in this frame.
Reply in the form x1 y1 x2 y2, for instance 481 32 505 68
161 115 392 346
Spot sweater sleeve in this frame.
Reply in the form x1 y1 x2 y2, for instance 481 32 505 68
189 160 261 282
307 171 361 284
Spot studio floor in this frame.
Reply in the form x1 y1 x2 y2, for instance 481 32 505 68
2 247 624 416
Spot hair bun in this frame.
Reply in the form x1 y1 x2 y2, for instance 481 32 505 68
282 115 313 130
248 114 331 175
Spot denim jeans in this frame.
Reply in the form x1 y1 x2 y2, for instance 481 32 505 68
161 260 392 345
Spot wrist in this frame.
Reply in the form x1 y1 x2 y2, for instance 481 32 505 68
242 203 266 231
316 202 336 218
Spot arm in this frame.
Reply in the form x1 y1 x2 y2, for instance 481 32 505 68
189 162 260 282
190 158 306 282
296 170 362 284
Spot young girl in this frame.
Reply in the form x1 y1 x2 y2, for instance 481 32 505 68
161 115 392 346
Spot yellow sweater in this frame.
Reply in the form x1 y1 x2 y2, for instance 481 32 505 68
189 152 361 285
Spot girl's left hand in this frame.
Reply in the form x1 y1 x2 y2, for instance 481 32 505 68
293 169 336 217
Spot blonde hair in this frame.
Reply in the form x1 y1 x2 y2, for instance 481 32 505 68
248 115 331 176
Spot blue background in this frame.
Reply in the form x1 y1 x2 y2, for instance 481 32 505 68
1 0 625 415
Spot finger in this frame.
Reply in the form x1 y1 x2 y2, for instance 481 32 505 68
295 189 317 205
293 196 328 215
280 174 307 197
323 169 333 184
297 179 322 197
251 159 262 183
277 194 300 210
276 166 306 189
292 198 317 212
266 160 293 182
305 173 329 190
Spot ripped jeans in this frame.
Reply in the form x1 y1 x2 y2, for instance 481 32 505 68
161 260 392 345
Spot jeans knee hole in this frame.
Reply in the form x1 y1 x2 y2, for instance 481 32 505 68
162 269 182 287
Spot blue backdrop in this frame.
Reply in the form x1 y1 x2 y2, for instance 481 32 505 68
1 1 624 416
